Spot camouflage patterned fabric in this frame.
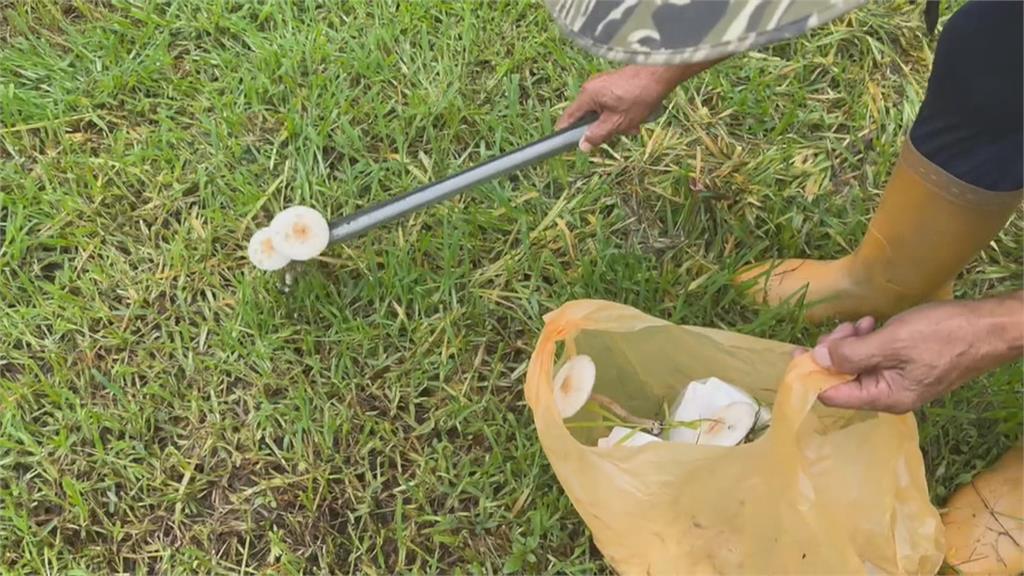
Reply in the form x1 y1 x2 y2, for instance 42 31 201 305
544 0 867 65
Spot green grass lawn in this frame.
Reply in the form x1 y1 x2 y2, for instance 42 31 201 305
1 1 1020 573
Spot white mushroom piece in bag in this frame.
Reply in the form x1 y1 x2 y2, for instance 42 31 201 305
666 377 770 446
552 354 663 446
597 426 663 448
553 354 598 419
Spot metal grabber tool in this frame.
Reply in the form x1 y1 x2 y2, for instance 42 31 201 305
326 107 664 245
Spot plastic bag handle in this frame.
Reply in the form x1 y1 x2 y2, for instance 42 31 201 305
769 354 852 436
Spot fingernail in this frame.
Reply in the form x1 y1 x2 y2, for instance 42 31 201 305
811 345 832 369
579 139 592 153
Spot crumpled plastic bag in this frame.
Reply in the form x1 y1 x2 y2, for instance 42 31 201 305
525 300 944 575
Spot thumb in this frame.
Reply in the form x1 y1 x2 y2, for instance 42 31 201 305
579 113 619 152
811 331 888 374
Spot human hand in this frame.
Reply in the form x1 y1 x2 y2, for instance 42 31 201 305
800 295 1024 414
556 64 706 152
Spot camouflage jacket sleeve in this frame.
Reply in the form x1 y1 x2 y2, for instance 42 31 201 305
544 0 867 65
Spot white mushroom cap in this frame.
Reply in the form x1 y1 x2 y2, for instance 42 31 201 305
597 426 663 448
248 227 291 271
269 205 330 261
553 354 596 419
696 402 758 446
667 377 761 444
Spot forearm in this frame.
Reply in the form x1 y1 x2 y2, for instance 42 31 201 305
966 290 1024 370
632 57 727 94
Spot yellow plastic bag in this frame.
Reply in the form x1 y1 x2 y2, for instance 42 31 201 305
525 300 944 575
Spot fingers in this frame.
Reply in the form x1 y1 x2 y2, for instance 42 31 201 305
816 322 856 347
818 378 887 410
812 316 882 372
815 327 893 375
580 114 620 152
854 316 876 335
813 316 916 414
815 316 876 347
818 378 914 414
556 92 596 131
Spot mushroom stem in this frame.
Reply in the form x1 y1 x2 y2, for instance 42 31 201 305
591 393 661 434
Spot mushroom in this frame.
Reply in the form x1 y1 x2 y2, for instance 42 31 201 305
248 227 292 271
597 426 663 448
695 402 758 446
553 354 661 433
666 377 765 446
553 354 597 419
269 205 330 261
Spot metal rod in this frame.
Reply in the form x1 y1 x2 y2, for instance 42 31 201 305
327 114 596 245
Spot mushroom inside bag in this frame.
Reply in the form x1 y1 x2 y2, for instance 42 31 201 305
525 300 944 575
663 377 772 446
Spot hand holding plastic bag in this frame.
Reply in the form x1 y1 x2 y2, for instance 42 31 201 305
525 300 944 575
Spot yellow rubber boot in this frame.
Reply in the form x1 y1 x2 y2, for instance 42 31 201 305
735 141 1022 324
942 444 1023 575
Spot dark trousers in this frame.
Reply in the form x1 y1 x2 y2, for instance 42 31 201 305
909 0 1023 192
